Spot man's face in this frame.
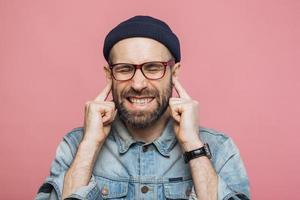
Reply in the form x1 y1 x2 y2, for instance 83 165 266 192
107 38 177 129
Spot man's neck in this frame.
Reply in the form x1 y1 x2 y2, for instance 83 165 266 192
126 108 171 143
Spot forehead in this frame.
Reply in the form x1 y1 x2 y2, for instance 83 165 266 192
109 37 172 64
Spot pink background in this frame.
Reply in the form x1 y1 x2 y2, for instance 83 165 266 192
1 0 299 199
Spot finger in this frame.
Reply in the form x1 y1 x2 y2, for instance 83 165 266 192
170 110 180 123
172 77 191 100
99 106 115 123
93 100 115 108
169 97 187 101
169 97 181 102
103 108 118 124
102 110 114 125
94 79 112 101
169 103 182 123
169 97 189 106
169 102 183 114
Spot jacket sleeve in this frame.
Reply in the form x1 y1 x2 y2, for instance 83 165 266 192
35 131 101 200
216 137 250 199
189 137 250 200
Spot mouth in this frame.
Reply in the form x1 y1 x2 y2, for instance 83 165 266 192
126 96 155 105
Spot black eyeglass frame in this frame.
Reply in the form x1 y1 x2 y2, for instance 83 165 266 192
108 59 176 81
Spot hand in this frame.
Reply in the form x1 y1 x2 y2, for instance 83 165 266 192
83 79 117 144
169 77 203 151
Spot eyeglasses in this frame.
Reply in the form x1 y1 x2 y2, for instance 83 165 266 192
109 59 175 81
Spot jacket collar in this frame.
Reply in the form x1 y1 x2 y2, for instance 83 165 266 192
112 115 177 157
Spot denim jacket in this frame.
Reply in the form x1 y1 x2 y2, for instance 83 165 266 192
35 117 250 200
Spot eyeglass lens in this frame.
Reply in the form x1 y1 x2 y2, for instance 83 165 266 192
112 62 166 81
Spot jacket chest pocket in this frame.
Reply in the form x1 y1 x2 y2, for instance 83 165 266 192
163 179 193 200
97 177 129 199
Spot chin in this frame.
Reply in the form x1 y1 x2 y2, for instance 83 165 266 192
118 106 163 129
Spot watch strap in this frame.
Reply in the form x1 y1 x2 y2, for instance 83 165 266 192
183 143 212 163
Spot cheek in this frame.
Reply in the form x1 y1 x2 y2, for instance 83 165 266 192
153 75 172 93
112 82 121 100
112 82 128 99
149 82 170 101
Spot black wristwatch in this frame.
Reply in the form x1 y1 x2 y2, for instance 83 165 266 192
183 143 212 163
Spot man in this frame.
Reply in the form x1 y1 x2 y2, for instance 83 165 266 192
36 15 250 200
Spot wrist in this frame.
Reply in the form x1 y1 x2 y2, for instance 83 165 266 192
180 140 203 152
82 132 107 147
183 143 212 163
71 139 104 172
73 137 103 159
79 138 104 154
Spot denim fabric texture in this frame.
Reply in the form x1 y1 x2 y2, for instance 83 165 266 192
35 116 250 200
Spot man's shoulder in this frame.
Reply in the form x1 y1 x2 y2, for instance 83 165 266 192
198 126 238 152
199 126 230 143
65 126 84 139
61 126 85 149
61 126 116 148
198 126 242 160
63 125 233 145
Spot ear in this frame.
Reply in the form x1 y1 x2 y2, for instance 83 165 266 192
171 62 181 78
103 65 112 81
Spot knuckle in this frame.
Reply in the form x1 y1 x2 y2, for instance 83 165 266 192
93 100 104 104
111 104 116 110
169 104 176 109
107 101 115 107
89 102 99 110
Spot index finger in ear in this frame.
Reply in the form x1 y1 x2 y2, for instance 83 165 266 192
172 77 191 100
94 79 112 101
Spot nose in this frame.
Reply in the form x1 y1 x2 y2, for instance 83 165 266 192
130 69 147 92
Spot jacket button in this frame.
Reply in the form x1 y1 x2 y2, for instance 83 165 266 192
101 186 109 196
142 146 148 152
141 185 149 193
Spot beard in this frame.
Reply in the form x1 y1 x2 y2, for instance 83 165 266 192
112 77 172 129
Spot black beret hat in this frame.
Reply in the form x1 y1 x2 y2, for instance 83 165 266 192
103 15 181 63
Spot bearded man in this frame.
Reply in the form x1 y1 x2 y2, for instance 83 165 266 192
36 15 250 200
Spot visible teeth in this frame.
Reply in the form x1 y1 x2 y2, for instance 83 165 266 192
129 98 153 104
